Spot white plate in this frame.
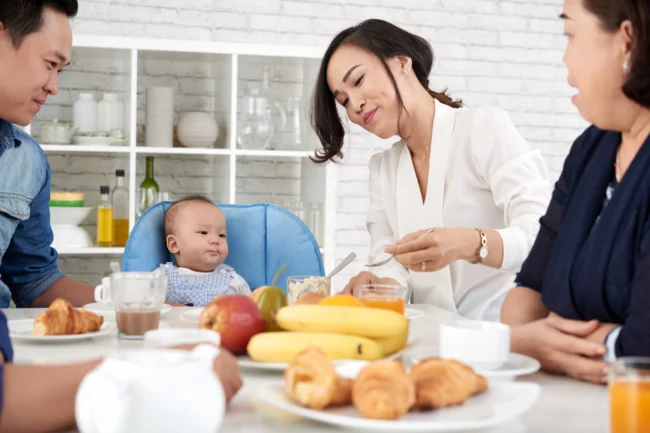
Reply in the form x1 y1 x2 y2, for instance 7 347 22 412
256 380 540 431
183 307 421 323
405 308 424 320
405 347 541 381
238 356 288 371
238 356 348 372
8 319 116 343
180 308 204 322
83 303 172 319
72 136 127 146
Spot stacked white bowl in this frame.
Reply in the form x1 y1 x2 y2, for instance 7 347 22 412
145 87 174 147
177 112 219 148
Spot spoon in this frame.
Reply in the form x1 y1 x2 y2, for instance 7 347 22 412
365 228 435 268
325 252 357 281
303 252 357 295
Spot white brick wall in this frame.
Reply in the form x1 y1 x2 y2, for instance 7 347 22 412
54 0 587 290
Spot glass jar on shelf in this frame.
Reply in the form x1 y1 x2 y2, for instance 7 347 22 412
305 202 323 246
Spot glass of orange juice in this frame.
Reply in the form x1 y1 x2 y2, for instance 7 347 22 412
357 284 409 315
609 357 650 433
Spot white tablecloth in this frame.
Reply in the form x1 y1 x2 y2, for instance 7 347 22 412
4 305 608 433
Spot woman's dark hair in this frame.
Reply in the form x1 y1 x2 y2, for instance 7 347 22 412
0 0 78 48
311 19 462 164
583 0 650 108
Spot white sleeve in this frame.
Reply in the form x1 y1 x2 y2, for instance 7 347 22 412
604 326 622 363
366 152 411 287
228 272 251 296
470 107 552 273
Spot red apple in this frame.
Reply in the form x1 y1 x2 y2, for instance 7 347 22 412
199 295 265 355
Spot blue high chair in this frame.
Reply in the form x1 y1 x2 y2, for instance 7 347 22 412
121 203 324 293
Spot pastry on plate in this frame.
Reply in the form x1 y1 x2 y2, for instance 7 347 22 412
33 298 103 336
409 357 488 410
284 346 352 409
352 360 415 420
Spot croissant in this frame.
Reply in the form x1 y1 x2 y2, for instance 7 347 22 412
284 347 352 409
33 298 103 336
352 360 415 420
409 357 488 410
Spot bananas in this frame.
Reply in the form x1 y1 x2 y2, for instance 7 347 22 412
275 305 409 338
247 332 384 363
372 330 409 356
246 305 410 363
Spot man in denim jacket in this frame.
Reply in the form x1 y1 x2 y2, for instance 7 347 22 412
0 0 94 309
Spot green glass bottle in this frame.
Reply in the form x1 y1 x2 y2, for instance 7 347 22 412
137 156 159 217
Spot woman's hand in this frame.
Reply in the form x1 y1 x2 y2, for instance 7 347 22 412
384 228 471 272
342 272 400 296
512 314 608 384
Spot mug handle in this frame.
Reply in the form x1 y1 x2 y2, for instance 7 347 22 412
94 284 110 304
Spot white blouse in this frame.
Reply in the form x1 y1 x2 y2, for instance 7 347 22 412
367 99 552 321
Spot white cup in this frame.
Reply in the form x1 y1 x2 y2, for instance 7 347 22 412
439 320 510 370
94 277 111 304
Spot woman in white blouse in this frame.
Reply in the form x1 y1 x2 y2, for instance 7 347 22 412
311 19 552 320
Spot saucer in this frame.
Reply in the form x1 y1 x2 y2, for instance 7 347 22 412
83 303 172 319
406 346 541 381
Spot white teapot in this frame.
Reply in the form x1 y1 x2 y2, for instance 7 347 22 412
76 345 224 433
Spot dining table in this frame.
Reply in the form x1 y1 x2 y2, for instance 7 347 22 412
4 304 609 433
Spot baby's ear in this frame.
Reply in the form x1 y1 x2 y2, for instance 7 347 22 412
166 234 179 254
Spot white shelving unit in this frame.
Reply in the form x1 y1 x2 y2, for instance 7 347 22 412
30 35 336 272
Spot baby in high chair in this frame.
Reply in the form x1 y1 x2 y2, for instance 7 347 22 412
160 195 251 306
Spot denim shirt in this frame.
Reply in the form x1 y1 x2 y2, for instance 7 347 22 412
0 119 64 307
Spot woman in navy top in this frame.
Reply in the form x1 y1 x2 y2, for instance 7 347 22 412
502 0 650 384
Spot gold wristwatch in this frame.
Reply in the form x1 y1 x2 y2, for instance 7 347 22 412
473 228 488 264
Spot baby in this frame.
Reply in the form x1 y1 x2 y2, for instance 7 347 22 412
160 195 251 306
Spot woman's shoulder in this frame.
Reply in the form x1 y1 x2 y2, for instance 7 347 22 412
566 124 612 166
458 104 516 132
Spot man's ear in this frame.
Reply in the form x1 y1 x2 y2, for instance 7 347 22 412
166 234 179 254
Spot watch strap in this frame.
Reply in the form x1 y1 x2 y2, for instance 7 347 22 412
473 228 487 264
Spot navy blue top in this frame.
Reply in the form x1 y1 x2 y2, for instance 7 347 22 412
516 125 650 357
0 310 15 413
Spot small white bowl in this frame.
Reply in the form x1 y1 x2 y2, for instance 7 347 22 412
143 328 220 349
439 320 510 370
49 206 93 226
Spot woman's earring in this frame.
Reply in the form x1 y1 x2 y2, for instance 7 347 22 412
623 60 630 73
402 68 408 74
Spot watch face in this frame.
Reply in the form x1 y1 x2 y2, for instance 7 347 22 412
479 247 489 259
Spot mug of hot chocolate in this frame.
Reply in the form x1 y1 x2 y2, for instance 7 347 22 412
110 271 168 340
94 277 111 304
